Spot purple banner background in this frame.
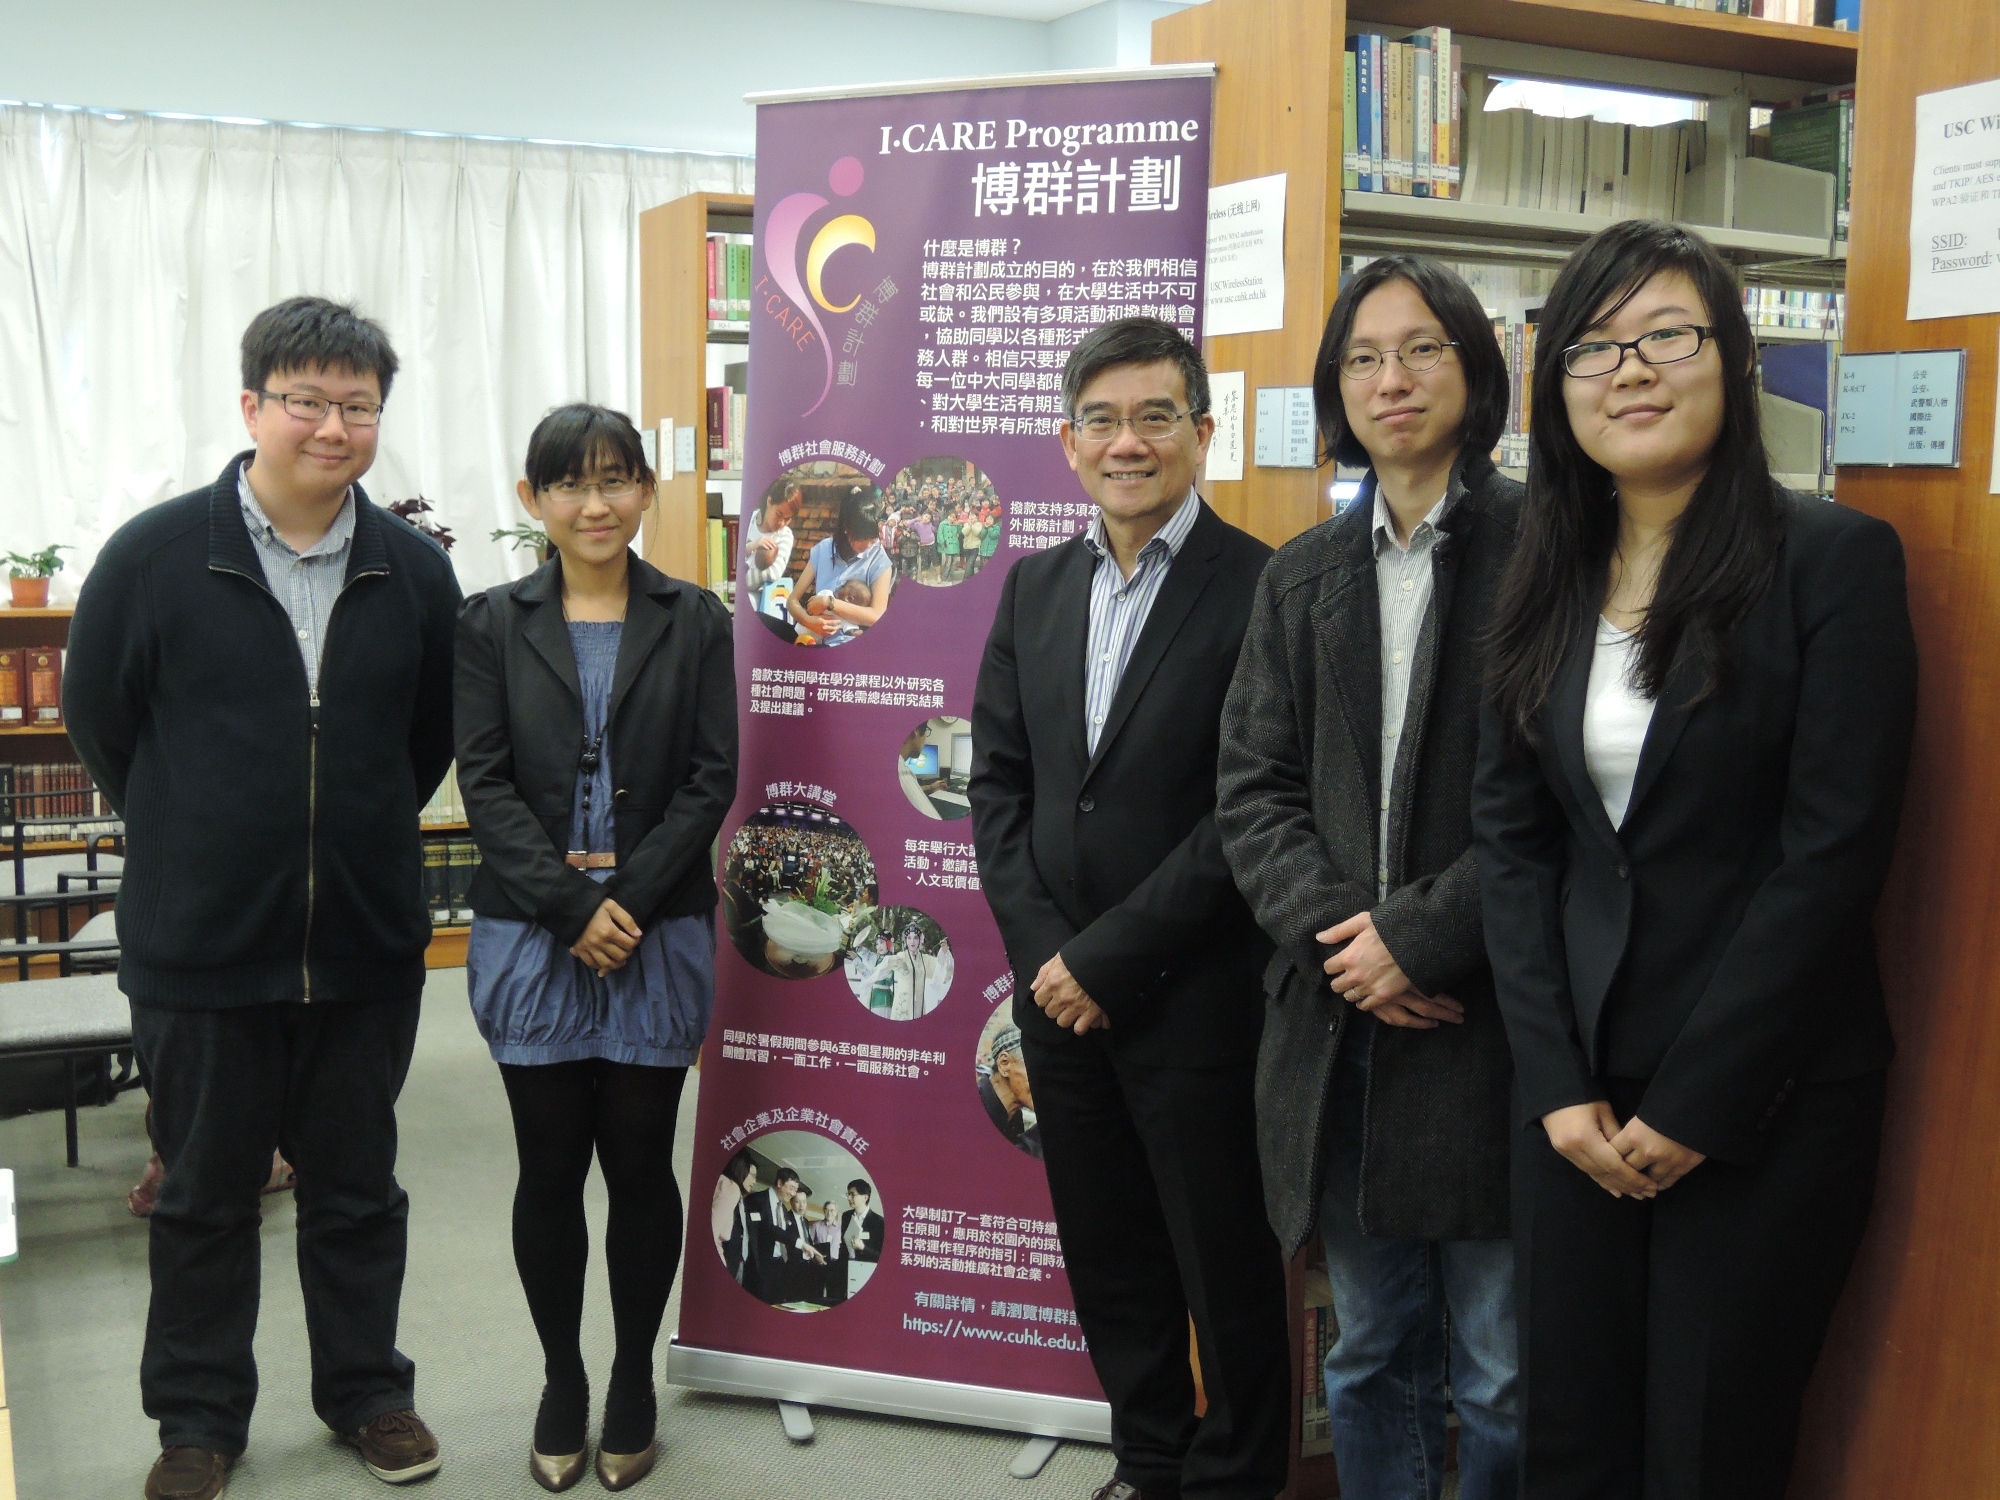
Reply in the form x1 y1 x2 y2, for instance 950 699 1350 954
681 74 1212 1404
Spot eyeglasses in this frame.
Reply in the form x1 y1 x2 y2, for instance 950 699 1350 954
541 478 642 503
1069 408 1196 442
1338 337 1458 380
1562 324 1715 379
260 390 384 426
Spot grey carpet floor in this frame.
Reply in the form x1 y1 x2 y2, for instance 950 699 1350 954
0 971 1124 1500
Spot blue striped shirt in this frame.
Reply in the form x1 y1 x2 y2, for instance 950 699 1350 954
238 463 355 693
1080 489 1202 755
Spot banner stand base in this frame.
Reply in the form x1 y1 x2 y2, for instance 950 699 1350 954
777 1401 815 1444
1010 1436 1062 1478
666 1339 1112 1446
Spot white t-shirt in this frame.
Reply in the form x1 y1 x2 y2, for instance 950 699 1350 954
1583 618 1657 830
741 510 794 590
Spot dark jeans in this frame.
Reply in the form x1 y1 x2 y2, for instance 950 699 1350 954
1514 1071 1885 1500
131 993 423 1455
1024 1029 1291 1500
1319 1026 1518 1500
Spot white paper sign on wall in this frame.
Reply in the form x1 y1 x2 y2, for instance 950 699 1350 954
1833 349 1966 467
1254 386 1317 468
1908 77 2000 322
1206 371 1246 482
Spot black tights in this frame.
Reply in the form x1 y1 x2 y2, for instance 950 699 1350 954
499 1059 688 1452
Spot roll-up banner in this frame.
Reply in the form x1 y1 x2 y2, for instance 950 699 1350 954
672 65 1214 1441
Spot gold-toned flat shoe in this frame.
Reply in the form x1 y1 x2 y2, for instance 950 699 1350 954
530 1446 589 1492
594 1442 657 1491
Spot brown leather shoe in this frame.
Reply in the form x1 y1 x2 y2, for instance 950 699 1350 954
530 1445 589 1491
593 1441 657 1491
345 1409 442 1483
144 1447 234 1500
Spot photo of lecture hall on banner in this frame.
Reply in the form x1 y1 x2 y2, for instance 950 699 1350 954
679 70 1211 1410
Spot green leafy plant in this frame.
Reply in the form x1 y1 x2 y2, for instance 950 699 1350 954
490 524 549 555
5 545 70 579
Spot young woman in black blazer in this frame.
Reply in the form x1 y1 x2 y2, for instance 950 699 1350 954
1473 220 1917 1498
456 405 736 1490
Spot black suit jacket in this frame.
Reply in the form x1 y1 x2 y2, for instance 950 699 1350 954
455 552 737 946
1473 494 1917 1165
970 499 1275 1067
843 1208 886 1263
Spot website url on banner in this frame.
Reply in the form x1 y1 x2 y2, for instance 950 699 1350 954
901 1314 1087 1351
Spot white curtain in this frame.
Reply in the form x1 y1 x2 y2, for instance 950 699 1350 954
0 104 751 592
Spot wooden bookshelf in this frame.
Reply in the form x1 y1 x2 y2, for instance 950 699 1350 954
639 191 756 590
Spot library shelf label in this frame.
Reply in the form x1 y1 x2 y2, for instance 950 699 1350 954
1254 386 1317 469
1833 349 1966 469
1908 76 2000 322
1206 173 1288 336
1208 371 1246 482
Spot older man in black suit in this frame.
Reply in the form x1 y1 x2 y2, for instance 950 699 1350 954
971 317 1289 1500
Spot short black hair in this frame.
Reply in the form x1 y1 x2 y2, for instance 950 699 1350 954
847 1179 873 1200
523 403 656 494
724 1151 757 1187
1061 316 1208 420
240 296 400 401
1311 255 1508 469
774 1166 802 1187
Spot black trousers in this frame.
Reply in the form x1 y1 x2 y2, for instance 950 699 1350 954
1024 1030 1291 1500
1514 1070 1886 1500
130 993 423 1455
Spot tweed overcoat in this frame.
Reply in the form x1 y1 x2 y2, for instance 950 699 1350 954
1217 457 1520 1249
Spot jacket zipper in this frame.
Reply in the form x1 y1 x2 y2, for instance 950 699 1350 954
211 556 387 1003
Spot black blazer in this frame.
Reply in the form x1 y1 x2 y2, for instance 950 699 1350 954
455 552 737 946
970 499 1275 1067
1218 459 1521 1245
1473 493 1917 1165
843 1208 886 1263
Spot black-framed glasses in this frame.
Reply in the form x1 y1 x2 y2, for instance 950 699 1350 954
1338 337 1458 380
542 477 642 503
1562 324 1715 379
1070 408 1197 442
259 390 384 426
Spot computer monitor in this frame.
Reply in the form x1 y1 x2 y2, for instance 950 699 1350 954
906 745 939 778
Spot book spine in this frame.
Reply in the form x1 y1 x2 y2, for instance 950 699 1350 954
1413 31 1433 199
707 237 720 322
1367 35 1386 192
731 392 748 472
1446 40 1462 198
424 837 450 925
1392 41 1412 194
0 649 20 725
1401 41 1418 194
448 838 478 924
26 649 60 726
1344 45 1360 192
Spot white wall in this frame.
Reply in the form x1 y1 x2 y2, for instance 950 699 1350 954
1050 1 1192 70
0 0 1068 156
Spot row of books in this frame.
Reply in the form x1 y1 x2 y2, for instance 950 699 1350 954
0 762 116 840
1494 313 1542 471
1300 1269 1335 1458
1463 105 1707 221
705 517 740 601
708 385 749 474
1633 0 1859 22
1745 286 1844 332
707 235 753 325
1764 88 1854 236
1343 28 1463 197
423 835 481 928
0 646 64 728
419 762 465 828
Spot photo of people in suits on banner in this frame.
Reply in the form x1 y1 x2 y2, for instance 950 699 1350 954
710 1128 885 1312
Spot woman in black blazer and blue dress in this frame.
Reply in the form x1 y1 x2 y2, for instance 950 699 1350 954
1473 220 1917 1499
457 405 736 1491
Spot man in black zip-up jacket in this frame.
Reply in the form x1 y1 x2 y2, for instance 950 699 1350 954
64 299 459 1499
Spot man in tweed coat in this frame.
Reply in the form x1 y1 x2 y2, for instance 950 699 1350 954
1216 258 1522 1500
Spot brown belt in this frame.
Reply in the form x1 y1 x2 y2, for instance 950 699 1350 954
565 852 617 870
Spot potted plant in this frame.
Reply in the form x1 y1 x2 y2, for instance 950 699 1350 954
5 545 71 608
491 524 550 565
387 496 457 551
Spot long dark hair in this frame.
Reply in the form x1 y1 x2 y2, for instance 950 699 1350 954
1486 220 1781 742
1312 255 1509 468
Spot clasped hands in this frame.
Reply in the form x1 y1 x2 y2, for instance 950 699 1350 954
1031 952 1109 1035
1319 910 1464 1030
571 896 642 977
1541 1102 1705 1199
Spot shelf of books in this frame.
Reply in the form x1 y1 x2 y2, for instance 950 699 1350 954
419 763 479 967
640 192 756 604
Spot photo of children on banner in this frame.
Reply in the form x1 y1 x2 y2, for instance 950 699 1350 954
882 455 1003 586
974 997 1041 1160
897 716 974 821
738 461 893 647
721 802 880 979
710 1128 885 1311
843 906 954 1020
